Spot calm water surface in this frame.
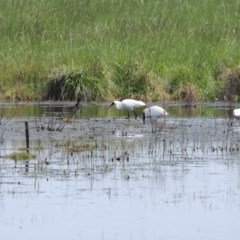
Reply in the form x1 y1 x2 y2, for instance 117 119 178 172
0 102 240 240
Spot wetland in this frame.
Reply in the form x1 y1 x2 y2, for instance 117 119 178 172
0 101 240 240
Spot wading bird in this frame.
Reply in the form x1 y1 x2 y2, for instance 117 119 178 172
75 98 82 109
108 99 146 119
233 108 240 118
143 105 169 123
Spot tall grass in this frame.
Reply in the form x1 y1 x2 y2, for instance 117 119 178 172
1 0 240 101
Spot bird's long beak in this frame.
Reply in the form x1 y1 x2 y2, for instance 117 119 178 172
142 112 146 124
107 102 114 110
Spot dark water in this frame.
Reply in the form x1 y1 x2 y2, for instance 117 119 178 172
0 101 240 240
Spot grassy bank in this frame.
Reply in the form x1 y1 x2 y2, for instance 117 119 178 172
1 0 240 101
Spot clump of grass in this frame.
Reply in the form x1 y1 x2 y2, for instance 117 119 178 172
1 62 46 101
44 62 168 101
217 65 240 101
167 66 199 103
66 144 95 153
35 117 68 132
4 152 35 160
44 69 84 101
111 61 168 101
44 63 113 101
51 138 95 152
112 62 149 99
178 83 199 105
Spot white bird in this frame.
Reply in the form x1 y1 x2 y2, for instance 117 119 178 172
233 108 240 118
108 99 146 119
143 105 169 124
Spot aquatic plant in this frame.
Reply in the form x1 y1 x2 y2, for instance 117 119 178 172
4 152 35 160
67 144 95 154
35 116 68 132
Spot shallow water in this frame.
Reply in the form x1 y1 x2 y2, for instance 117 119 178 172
0 102 240 240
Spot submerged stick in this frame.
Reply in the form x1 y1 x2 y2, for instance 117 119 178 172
25 121 29 152
24 121 30 173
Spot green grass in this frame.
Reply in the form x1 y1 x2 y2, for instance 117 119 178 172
4 151 35 160
1 0 240 101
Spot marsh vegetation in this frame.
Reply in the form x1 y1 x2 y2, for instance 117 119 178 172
1 0 240 101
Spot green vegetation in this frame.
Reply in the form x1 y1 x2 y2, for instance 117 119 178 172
1 0 240 101
4 152 35 160
66 144 95 153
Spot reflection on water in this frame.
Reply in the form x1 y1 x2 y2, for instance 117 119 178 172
0 102 240 240
1 100 235 118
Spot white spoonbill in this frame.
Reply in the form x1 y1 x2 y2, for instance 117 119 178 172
108 99 146 119
143 105 169 124
233 108 240 118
